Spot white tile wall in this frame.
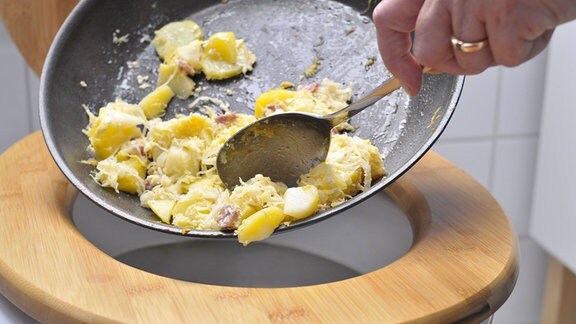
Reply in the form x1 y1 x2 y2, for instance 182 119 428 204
432 139 493 188
491 137 539 237
497 52 548 136
0 20 550 323
440 68 500 140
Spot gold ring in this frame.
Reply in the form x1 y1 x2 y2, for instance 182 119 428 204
451 36 488 53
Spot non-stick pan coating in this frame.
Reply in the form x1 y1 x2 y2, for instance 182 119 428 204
40 0 463 237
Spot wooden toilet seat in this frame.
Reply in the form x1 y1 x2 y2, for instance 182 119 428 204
0 133 518 323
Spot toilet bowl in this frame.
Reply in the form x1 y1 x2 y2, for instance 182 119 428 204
73 190 412 288
0 133 518 323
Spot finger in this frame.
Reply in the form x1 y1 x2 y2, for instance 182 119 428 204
413 0 494 76
486 3 557 67
411 0 453 72
373 0 425 96
502 28 554 67
449 0 494 74
525 29 554 60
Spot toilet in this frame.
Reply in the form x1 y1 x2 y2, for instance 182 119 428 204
0 1 518 322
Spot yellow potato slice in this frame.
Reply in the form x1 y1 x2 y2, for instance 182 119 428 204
205 32 238 64
148 199 176 223
157 63 196 100
85 101 146 159
237 206 285 246
151 20 203 60
116 156 146 194
202 40 256 80
254 89 296 118
202 58 243 80
139 84 175 119
167 40 204 73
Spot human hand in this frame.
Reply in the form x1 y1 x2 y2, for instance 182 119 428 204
373 0 576 96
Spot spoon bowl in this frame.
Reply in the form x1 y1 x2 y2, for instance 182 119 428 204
217 77 402 189
217 112 333 188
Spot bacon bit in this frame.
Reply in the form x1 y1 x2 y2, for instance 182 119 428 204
217 204 241 230
262 104 285 117
138 144 146 157
215 113 238 125
177 60 196 76
299 82 319 93
265 104 282 113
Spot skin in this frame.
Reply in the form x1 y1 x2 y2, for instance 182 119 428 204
373 0 576 96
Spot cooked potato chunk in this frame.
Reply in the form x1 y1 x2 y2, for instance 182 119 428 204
205 32 238 64
237 206 285 246
283 186 319 220
148 199 176 223
151 20 203 60
167 40 204 73
157 63 196 100
139 84 175 119
84 100 147 159
202 36 256 80
254 89 296 118
93 155 146 194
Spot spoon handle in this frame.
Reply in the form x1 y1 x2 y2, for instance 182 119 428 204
325 76 402 126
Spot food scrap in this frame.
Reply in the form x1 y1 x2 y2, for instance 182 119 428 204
136 75 151 90
127 61 140 69
112 30 130 45
304 59 321 78
428 107 442 129
279 81 295 89
365 56 377 70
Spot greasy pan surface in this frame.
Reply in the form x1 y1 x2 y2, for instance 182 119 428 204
40 0 463 237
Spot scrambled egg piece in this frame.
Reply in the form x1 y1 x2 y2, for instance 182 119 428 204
83 20 385 246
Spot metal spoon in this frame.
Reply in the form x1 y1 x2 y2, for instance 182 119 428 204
216 76 402 189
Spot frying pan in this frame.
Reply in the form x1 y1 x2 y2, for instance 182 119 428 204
40 0 464 238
